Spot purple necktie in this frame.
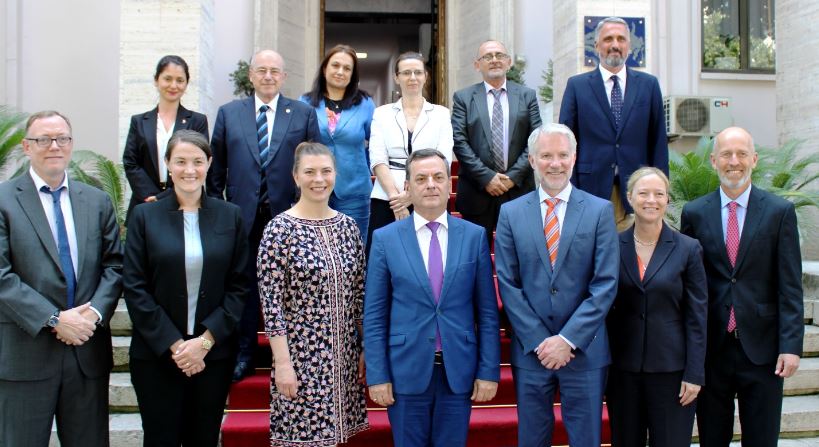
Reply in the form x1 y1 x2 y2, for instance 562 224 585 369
427 221 443 351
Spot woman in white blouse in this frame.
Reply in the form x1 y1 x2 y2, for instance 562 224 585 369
123 55 209 225
367 52 454 252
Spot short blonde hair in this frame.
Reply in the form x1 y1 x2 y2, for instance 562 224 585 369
626 167 669 198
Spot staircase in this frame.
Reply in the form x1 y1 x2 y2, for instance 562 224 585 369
49 174 819 446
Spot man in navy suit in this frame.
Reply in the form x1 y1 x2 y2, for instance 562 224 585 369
207 49 319 381
495 123 618 447
364 149 500 447
559 17 667 230
681 127 803 446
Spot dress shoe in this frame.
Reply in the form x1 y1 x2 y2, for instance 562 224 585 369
232 361 252 382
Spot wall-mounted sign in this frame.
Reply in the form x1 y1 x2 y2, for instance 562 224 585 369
584 16 645 68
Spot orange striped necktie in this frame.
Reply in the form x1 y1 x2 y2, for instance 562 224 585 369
544 198 560 269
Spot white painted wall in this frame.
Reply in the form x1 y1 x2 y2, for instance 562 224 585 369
14 0 120 161
213 0 254 109
515 0 553 105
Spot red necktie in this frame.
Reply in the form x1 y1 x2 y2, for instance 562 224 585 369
544 198 560 269
726 201 739 332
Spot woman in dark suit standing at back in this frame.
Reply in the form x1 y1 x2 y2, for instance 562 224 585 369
123 130 248 446
123 55 209 223
606 167 708 447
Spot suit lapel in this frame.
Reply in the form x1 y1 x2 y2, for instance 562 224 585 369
68 181 88 281
734 187 765 272
703 191 733 275
642 223 675 286
506 83 520 154
617 68 640 139
175 105 194 130
438 215 463 307
552 188 584 275
266 96 294 165
412 101 433 147
15 175 61 268
588 69 617 131
524 191 553 278
619 227 642 290
242 97 262 166
471 85 493 152
142 108 160 177
332 99 356 136
398 217 436 304
391 102 410 154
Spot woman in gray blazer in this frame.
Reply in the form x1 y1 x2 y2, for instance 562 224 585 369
367 52 453 253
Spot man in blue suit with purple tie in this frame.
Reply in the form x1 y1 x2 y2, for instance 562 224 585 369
495 123 619 447
364 149 500 447
207 49 319 381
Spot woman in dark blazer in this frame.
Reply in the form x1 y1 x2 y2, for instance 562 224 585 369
606 167 708 447
123 55 209 224
124 130 248 446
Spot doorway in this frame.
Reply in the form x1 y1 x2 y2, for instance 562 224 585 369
321 0 445 106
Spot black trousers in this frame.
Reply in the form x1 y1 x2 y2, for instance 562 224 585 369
367 198 413 256
460 194 508 251
696 334 784 447
236 203 272 363
131 355 234 446
607 368 696 447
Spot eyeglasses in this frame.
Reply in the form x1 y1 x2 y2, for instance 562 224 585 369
252 67 283 77
397 69 425 78
25 136 72 148
478 52 510 62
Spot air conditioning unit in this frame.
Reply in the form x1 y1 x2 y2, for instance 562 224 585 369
664 96 733 137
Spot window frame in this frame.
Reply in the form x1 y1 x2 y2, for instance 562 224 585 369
701 0 775 75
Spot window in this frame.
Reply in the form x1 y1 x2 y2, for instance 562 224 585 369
702 0 775 72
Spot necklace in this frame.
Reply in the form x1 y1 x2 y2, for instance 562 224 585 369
324 97 342 111
633 235 657 247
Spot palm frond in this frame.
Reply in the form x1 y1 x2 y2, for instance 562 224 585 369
69 150 128 230
0 107 27 180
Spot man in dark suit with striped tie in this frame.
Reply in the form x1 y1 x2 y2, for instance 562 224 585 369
208 49 320 381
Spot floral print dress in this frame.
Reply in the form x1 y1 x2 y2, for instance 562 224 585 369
258 212 368 447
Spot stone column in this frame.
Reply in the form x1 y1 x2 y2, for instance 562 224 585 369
119 0 216 149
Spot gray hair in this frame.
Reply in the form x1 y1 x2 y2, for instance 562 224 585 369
594 17 630 43
527 123 577 156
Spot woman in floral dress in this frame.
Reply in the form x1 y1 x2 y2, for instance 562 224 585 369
258 142 368 447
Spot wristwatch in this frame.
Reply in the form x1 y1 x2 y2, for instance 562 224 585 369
46 310 60 328
199 336 213 351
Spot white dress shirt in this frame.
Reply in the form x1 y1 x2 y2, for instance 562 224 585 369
537 182 577 350
413 211 449 274
599 64 627 107
183 211 204 335
255 93 279 145
719 184 752 241
155 116 174 183
484 81 510 170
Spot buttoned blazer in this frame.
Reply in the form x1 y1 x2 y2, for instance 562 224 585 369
369 99 454 201
680 187 803 365
495 187 619 371
451 81 541 214
364 215 500 395
558 67 668 213
207 95 320 235
608 223 708 385
0 174 123 380
122 105 208 222
123 193 249 361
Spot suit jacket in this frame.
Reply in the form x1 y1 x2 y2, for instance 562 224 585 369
369 98 454 201
122 105 209 222
608 223 708 385
207 95 320 235
559 67 668 213
364 215 500 395
0 174 123 380
451 81 541 214
680 186 803 365
301 96 375 201
123 193 249 361
495 187 618 371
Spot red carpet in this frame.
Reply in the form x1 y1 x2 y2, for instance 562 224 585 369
221 161 611 446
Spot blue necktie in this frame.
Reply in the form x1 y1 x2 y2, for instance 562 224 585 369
257 105 271 167
41 185 76 308
610 75 623 129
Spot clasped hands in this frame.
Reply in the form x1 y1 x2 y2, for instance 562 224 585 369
485 173 514 197
53 302 98 346
388 191 412 220
368 378 498 407
535 335 575 370
170 338 208 377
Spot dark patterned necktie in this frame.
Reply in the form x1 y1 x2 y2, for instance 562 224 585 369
490 89 506 171
610 75 623 129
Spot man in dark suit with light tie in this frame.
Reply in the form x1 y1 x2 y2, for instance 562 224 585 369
559 17 668 230
451 40 541 246
495 123 619 447
365 149 500 447
681 127 803 447
0 110 123 446
208 49 320 381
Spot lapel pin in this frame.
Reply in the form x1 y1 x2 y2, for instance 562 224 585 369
182 119 187 124
286 108 291 114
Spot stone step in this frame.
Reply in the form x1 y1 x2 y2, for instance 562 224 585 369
112 336 130 371
786 357 819 396
110 372 138 411
109 299 131 336
49 413 144 447
690 394 819 439
694 437 819 446
806 325 819 356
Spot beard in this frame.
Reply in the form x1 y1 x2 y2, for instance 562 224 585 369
534 167 573 194
600 51 626 68
718 170 752 191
